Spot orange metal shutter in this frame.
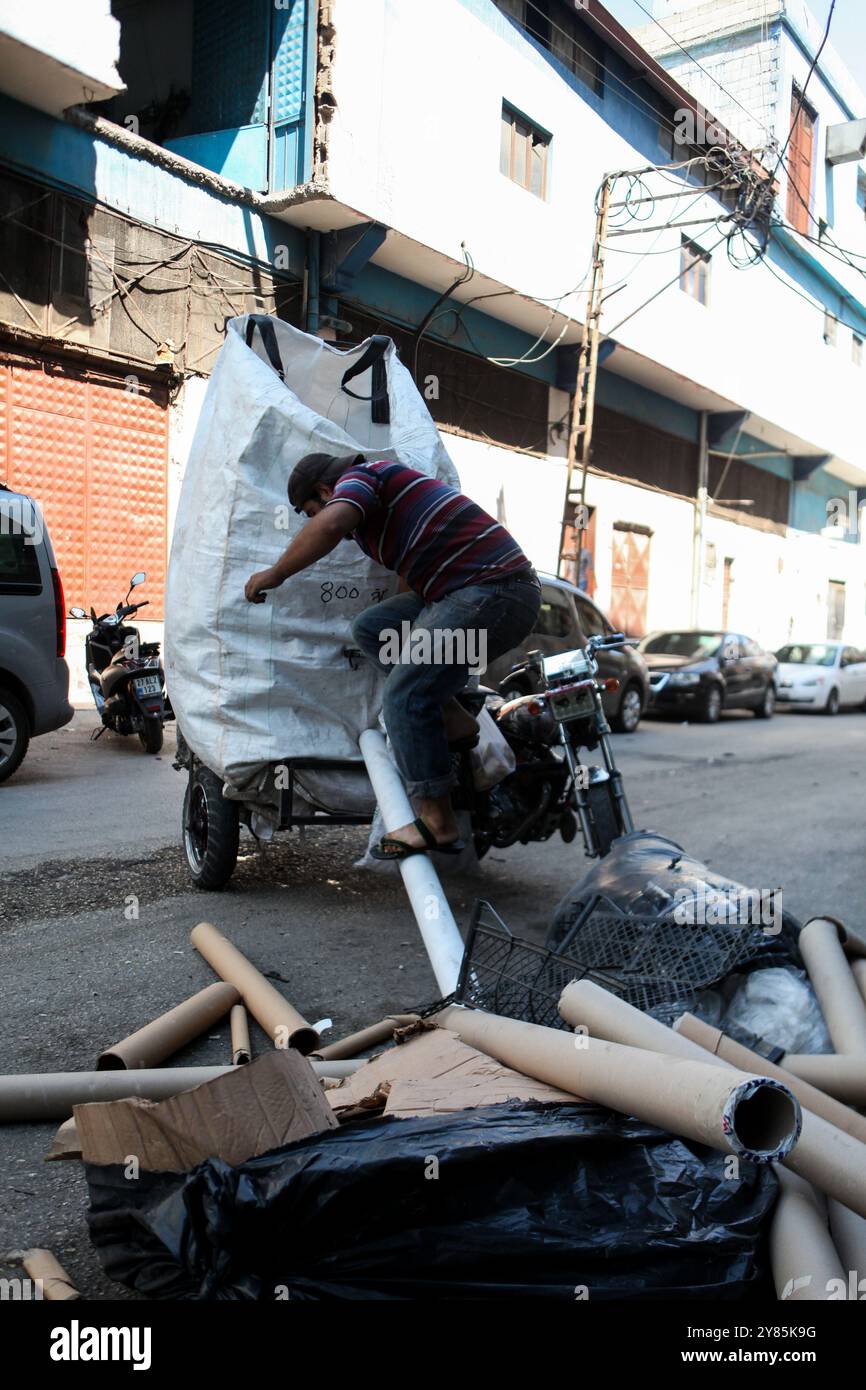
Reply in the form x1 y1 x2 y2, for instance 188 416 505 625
0 353 168 617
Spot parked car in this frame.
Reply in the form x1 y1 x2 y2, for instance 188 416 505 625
485 573 650 732
775 641 866 714
638 629 776 723
0 485 73 783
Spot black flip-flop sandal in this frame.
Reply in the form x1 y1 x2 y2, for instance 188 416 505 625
370 817 465 860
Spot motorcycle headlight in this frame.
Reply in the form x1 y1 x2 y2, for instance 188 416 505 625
669 672 701 687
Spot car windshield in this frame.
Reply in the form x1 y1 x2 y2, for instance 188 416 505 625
776 644 837 667
639 631 723 659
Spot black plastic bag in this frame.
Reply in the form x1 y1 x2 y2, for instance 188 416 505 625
86 1102 777 1301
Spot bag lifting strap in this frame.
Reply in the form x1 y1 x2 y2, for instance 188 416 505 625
244 315 285 381
340 335 391 425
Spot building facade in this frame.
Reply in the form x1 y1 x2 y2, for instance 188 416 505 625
1 0 864 702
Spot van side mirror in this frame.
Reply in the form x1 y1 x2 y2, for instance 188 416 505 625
69 607 86 619
130 572 146 588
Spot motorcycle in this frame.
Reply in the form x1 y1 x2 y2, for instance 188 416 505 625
69 572 170 754
456 632 636 861
176 631 636 889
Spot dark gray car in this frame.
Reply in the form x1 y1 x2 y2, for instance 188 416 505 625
0 485 73 783
484 573 650 732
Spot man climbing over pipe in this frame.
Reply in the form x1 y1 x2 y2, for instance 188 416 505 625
244 452 541 859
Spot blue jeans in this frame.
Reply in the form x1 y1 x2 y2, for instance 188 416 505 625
352 571 542 799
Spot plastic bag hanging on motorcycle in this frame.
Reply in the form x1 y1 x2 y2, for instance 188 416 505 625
165 315 459 791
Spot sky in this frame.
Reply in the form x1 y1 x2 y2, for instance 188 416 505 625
602 0 866 96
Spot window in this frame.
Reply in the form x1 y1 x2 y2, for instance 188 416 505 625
0 510 42 594
853 334 863 366
680 236 710 304
495 2 604 96
575 595 606 639
536 586 575 639
824 310 838 347
786 85 816 235
500 104 550 198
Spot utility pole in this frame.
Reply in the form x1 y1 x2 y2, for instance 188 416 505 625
691 410 709 626
557 176 611 586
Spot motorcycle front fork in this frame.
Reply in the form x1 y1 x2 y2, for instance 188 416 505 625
559 707 634 858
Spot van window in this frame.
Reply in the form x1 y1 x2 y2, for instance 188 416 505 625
0 523 42 593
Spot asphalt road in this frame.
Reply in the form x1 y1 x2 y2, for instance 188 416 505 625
0 703 863 1297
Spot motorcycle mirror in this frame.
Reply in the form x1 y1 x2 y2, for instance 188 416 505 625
126 571 146 602
69 606 87 620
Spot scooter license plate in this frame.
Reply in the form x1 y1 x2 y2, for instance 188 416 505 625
133 675 161 696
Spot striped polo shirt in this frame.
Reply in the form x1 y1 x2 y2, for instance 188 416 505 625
326 460 529 602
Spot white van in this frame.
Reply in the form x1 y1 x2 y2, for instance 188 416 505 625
0 485 73 783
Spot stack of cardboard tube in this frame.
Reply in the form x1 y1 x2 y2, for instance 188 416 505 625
0 923 373 1123
548 913 866 1303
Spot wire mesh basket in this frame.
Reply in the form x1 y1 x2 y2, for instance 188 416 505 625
453 899 625 1030
454 892 785 1029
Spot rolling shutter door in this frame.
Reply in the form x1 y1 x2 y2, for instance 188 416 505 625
0 351 168 617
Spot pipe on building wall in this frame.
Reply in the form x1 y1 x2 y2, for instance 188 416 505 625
690 409 709 627
306 229 321 334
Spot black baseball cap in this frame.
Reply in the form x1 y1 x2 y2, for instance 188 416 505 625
287 452 366 512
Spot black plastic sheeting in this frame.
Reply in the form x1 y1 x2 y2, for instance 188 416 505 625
86 1102 778 1301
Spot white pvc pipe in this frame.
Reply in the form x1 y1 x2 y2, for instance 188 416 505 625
360 729 465 996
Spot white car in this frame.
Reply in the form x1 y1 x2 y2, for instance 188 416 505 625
774 641 866 714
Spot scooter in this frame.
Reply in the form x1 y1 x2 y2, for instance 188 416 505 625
69 572 170 754
456 632 636 860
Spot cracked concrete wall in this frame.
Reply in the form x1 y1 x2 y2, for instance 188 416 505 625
314 2 337 181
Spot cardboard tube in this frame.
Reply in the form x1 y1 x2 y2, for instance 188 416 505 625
359 729 466 995
22 1249 80 1301
673 1011 866 1147
781 1054 866 1106
557 983 866 1218
673 1012 866 1221
770 1169 846 1302
0 1059 354 1122
313 1014 421 1061
829 1198 866 1282
435 1006 800 1162
230 1005 251 1065
97 983 241 1070
798 917 866 1054
852 959 866 1009
191 921 319 1053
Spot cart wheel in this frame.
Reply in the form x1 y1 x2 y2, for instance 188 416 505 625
183 764 239 890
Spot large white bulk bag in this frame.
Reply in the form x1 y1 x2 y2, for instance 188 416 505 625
165 314 458 806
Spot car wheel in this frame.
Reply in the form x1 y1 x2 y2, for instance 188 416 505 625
611 681 642 733
698 684 722 724
754 683 776 719
183 764 240 889
0 689 30 785
824 688 840 716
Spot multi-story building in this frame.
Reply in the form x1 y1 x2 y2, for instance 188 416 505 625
1 0 864 701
